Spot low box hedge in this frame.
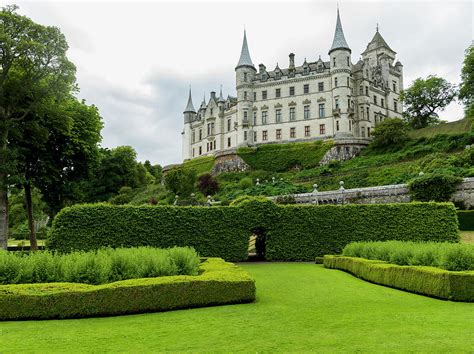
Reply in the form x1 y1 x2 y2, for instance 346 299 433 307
0 258 256 320
323 255 474 302
457 210 474 231
48 202 459 261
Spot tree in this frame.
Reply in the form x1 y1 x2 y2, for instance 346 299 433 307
459 45 474 118
163 169 197 197
197 173 219 196
0 6 76 249
400 75 457 129
144 160 162 181
369 118 409 150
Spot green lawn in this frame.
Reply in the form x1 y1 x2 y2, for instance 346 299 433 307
461 230 474 244
7 239 45 247
1 263 473 352
407 118 472 139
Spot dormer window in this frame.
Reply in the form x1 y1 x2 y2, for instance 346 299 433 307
304 67 309 75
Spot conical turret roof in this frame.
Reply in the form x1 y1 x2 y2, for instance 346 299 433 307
218 86 225 102
329 8 351 54
362 29 396 55
183 87 196 113
236 30 255 70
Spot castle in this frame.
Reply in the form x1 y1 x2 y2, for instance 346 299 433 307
181 8 404 162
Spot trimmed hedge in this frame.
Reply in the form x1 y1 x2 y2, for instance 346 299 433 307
48 202 459 261
237 140 333 172
0 258 256 320
323 255 474 302
457 210 474 231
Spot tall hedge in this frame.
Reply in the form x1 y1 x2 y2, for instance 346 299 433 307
237 140 333 172
457 210 474 231
48 202 459 261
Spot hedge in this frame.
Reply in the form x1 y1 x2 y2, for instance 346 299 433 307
323 255 474 302
237 140 333 172
457 210 474 231
48 202 459 261
0 258 256 320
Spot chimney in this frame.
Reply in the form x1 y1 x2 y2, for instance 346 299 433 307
289 53 295 70
258 64 266 74
210 91 216 100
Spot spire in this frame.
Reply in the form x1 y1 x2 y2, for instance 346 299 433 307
183 87 196 113
200 93 206 110
236 30 255 70
328 7 351 55
218 85 225 102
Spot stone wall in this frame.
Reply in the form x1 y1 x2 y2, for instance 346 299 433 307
279 177 474 208
319 136 371 165
211 149 250 175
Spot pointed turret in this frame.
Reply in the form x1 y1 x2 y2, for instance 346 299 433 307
183 87 196 113
362 28 396 56
235 30 255 70
328 7 351 55
218 86 225 103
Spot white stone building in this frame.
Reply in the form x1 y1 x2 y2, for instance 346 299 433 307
181 9 404 161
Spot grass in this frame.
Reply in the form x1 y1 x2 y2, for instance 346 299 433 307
461 231 474 244
7 239 45 247
408 118 472 139
1 263 473 352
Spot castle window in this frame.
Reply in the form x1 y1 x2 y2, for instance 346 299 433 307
253 92 257 101
253 111 257 125
276 129 282 140
244 72 248 82
304 105 310 119
335 98 339 109
365 69 369 77
227 137 231 147
276 88 281 98
214 141 216 150
359 85 363 95
289 107 296 121
289 86 295 96
349 120 352 131
373 95 377 105
276 109 282 123
253 131 257 142
244 131 248 141
365 86 369 96
227 119 231 132
210 108 213 116
262 130 268 141
304 125 310 137
206 142 209 152
381 98 384 107
262 111 268 124
333 58 336 67
243 111 248 122
290 127 296 138
361 127 366 138
192 148 195 157
347 99 350 109
304 84 309 94
318 82 324 92
199 146 202 155
367 107 370 121
199 129 202 140
361 108 364 119
392 81 397 92
347 77 350 87
367 127 371 136
244 91 247 100
347 57 350 66
262 90 267 100
319 124 326 135
394 99 398 112
334 77 338 87
192 130 195 143
337 120 340 131
319 103 325 118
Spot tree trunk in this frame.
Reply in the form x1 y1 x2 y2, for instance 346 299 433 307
24 181 38 251
0 125 8 250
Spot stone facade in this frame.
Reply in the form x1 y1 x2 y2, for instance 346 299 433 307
211 149 250 175
279 177 474 208
319 137 371 164
181 9 404 162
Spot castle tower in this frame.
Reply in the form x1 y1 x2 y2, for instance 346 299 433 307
328 7 353 137
182 87 196 160
235 30 256 145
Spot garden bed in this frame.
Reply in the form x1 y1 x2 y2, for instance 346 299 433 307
323 255 474 301
0 258 256 320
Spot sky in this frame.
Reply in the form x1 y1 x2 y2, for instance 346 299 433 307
11 0 474 166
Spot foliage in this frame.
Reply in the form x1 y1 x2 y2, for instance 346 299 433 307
237 140 333 172
144 160 162 180
458 211 474 230
400 75 457 129
48 202 459 261
163 168 197 197
197 173 219 196
459 45 474 118
408 118 472 139
408 173 462 202
222 178 307 201
369 118 409 150
342 241 474 271
0 246 199 285
228 195 274 207
324 255 474 301
181 156 215 175
0 258 256 320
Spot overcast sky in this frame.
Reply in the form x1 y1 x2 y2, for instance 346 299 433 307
13 0 473 166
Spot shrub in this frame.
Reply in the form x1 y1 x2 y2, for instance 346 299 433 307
408 173 462 202
48 202 459 261
458 210 474 230
164 168 197 196
369 118 409 150
342 241 473 271
198 173 219 196
0 258 256 320
0 247 200 285
324 255 474 302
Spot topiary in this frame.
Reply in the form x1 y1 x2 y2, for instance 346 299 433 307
408 173 463 202
229 195 273 207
